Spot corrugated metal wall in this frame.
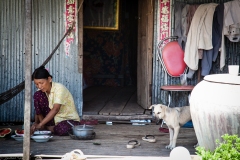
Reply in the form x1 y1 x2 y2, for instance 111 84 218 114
152 0 240 107
0 0 83 122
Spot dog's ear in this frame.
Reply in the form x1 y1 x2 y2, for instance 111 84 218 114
149 105 154 109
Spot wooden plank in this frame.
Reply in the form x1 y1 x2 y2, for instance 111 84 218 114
121 92 145 115
83 87 120 115
83 86 150 117
146 0 154 106
24 0 32 159
0 154 23 157
83 114 152 121
83 100 105 115
137 0 153 109
99 87 136 115
0 153 201 160
0 124 198 157
145 109 152 115
31 155 200 160
78 0 84 73
83 86 105 102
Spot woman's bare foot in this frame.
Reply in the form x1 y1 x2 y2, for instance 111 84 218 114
46 126 54 133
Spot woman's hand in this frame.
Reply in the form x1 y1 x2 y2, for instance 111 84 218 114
30 122 43 135
30 122 37 135
34 123 43 130
30 104 60 135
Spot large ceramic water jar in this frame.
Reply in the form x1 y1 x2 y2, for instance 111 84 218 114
190 74 240 151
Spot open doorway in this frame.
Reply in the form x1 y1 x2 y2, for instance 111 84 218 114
81 0 153 121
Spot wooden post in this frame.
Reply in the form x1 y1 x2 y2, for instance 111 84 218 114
24 0 32 159
78 0 84 73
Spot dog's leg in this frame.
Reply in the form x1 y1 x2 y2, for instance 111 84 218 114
194 142 199 148
170 126 180 150
165 128 174 149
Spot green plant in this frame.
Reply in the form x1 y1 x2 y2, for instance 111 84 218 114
196 134 240 160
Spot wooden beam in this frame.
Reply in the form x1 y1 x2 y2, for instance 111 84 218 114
78 0 84 73
24 0 32 159
82 114 152 121
0 154 23 157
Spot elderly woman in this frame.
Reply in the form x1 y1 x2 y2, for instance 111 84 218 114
30 66 81 136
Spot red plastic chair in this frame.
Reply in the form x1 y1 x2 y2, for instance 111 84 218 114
157 36 194 108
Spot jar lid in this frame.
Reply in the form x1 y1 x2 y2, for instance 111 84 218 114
204 74 240 85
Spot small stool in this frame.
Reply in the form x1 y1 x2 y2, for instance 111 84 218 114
161 85 195 107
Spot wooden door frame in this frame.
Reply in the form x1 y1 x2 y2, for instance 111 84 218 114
137 0 154 109
78 0 84 74
79 0 154 110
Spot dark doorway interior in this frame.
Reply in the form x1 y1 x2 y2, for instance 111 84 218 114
83 0 138 88
82 0 151 120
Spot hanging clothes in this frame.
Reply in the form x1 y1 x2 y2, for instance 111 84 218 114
184 4 200 39
223 0 240 43
223 0 240 29
201 4 224 76
184 3 218 76
181 4 190 50
220 0 240 70
174 2 187 49
174 3 200 51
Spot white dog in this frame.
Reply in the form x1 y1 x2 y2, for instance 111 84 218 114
150 104 191 150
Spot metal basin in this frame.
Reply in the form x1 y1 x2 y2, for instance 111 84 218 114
67 121 94 137
72 125 94 137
